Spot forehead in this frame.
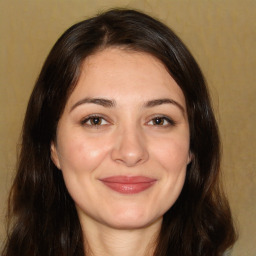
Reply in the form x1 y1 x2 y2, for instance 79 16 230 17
66 48 186 109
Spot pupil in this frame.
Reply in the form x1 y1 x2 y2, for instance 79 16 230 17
155 118 163 125
93 118 100 125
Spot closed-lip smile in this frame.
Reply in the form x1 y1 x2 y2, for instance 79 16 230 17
99 176 157 194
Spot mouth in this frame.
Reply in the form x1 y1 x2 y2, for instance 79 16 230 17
99 176 157 194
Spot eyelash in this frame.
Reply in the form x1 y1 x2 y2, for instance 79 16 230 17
80 115 110 127
80 115 176 128
147 116 176 127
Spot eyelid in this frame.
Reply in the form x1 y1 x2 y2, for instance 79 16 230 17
80 114 111 126
146 115 177 126
80 114 176 128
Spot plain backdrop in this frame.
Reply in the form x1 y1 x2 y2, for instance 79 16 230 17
0 0 255 255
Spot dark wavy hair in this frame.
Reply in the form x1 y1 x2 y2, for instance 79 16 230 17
2 9 237 256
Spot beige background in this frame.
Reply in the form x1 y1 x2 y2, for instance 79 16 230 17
0 0 255 255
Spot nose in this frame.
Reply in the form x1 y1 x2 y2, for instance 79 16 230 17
111 126 149 167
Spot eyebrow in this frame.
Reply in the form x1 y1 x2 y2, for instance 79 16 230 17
144 98 185 114
70 97 185 114
70 97 116 112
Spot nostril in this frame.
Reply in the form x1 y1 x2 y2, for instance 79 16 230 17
110 135 149 167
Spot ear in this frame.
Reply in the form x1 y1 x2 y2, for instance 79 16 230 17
187 151 193 165
50 141 61 169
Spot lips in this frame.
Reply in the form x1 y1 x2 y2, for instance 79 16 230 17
99 176 157 194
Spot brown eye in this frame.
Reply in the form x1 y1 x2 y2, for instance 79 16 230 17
152 117 165 125
147 116 176 126
81 116 109 126
89 117 102 125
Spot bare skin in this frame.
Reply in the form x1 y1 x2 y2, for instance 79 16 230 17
51 48 190 255
82 216 161 256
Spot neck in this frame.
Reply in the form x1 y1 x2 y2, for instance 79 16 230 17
81 218 162 256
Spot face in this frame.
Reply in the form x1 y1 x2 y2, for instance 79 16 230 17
51 48 191 230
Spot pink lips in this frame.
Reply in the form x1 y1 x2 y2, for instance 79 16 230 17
99 176 156 194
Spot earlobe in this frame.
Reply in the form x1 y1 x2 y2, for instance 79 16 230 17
50 142 61 169
187 151 193 165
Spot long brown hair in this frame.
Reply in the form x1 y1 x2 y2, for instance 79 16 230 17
2 9 237 256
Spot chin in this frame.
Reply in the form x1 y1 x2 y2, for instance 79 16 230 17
102 209 163 230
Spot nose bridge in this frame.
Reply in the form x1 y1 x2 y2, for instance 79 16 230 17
111 121 149 167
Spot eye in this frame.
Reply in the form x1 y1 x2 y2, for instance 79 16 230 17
147 116 176 126
81 115 109 126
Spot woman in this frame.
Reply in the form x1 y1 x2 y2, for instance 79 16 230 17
2 9 237 256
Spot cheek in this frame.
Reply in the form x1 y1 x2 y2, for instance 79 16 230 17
151 136 189 211
57 132 110 175
150 134 190 172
